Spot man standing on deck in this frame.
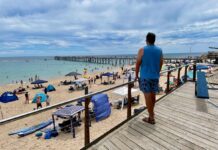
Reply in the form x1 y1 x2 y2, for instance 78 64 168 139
135 32 163 124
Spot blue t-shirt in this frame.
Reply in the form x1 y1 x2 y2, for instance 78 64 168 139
140 45 162 79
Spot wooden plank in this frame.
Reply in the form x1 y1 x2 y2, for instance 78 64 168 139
103 140 120 150
139 114 217 149
115 133 144 150
89 120 132 149
133 118 204 150
150 112 217 146
160 101 218 126
145 107 218 143
109 136 132 150
157 105 218 130
130 121 192 150
94 145 109 150
154 108 218 137
128 125 177 150
164 94 218 114
122 127 165 150
159 99 218 122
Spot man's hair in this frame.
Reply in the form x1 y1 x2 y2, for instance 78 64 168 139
146 32 156 45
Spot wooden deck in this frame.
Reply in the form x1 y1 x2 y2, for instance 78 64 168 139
87 82 218 150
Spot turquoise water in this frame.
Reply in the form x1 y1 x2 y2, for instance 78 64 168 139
0 57 112 85
187 71 193 79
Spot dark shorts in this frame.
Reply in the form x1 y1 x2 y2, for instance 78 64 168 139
37 103 42 109
139 78 159 93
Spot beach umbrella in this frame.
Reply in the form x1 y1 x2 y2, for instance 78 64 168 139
32 93 47 103
65 72 81 76
31 80 48 84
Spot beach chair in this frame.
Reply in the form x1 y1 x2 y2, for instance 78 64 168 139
195 72 209 98
114 95 140 109
68 86 75 92
59 117 81 133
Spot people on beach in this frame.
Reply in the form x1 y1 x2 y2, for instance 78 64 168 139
135 32 163 124
46 94 50 106
25 92 29 104
44 87 47 94
36 96 42 109
20 80 23 87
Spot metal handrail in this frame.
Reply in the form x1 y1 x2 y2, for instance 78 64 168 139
0 63 192 125
160 64 190 74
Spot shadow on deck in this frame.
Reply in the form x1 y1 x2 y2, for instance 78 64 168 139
85 82 218 150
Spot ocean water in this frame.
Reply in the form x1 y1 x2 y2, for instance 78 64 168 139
0 57 112 85
0 53 203 86
163 52 204 58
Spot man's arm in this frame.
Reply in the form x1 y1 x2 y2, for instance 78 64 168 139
135 48 143 80
160 53 163 72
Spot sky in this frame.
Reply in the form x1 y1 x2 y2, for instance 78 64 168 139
0 0 218 57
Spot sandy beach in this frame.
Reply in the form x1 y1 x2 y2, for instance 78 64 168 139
0 65 186 150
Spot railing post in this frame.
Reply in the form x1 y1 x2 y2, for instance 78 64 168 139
84 97 90 146
166 69 171 93
177 67 181 87
127 82 133 119
193 62 196 82
184 65 188 82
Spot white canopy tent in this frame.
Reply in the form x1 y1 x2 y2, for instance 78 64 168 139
113 86 138 96
113 87 139 110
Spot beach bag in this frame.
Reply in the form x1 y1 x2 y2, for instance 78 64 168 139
51 130 58 137
44 131 52 139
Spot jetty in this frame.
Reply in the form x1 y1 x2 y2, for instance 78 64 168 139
83 81 218 150
54 55 203 65
55 51 218 65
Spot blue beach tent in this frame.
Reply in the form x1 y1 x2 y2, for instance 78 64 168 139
47 84 56 92
0 92 18 103
32 93 47 103
91 93 111 122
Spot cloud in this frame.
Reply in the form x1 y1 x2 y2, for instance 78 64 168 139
0 0 218 56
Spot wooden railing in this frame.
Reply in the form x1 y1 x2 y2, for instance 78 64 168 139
0 63 196 147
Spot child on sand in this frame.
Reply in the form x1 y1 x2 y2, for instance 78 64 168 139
36 96 42 109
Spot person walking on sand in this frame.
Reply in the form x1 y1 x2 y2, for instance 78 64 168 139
44 87 47 94
46 94 50 106
25 92 29 104
135 32 163 124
